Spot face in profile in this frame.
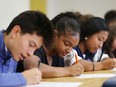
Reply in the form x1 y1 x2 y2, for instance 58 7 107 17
108 20 116 28
7 26 43 61
111 37 116 51
55 33 80 58
85 31 108 53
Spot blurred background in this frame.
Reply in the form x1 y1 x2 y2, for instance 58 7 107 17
0 0 116 29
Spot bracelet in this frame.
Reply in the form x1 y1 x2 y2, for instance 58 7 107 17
92 62 95 71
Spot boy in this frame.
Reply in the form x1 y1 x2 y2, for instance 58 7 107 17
0 10 53 86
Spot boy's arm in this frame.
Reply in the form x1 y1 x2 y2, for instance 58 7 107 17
0 68 42 87
0 73 26 87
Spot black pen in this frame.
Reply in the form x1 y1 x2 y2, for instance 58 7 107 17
38 60 41 69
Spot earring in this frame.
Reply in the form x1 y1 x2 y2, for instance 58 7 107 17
85 37 88 40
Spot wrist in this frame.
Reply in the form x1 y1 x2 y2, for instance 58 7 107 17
65 67 71 76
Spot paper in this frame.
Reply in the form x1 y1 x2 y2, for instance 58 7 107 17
112 68 116 71
24 82 82 87
76 73 115 78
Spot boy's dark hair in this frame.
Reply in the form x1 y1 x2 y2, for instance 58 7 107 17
80 17 109 41
104 10 116 24
51 12 80 36
74 11 94 27
5 10 54 48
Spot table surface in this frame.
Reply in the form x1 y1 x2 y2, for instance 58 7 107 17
42 69 115 87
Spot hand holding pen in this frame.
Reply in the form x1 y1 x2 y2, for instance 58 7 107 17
22 55 42 85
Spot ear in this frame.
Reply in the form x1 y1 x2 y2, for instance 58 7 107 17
11 25 21 38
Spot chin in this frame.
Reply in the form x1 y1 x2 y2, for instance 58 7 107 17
90 50 97 53
59 55 64 58
14 58 19 62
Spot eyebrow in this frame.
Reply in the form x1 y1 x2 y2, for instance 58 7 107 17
101 35 106 41
65 40 72 46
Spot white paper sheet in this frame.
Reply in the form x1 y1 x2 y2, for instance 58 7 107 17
76 73 115 78
24 82 82 87
112 68 116 71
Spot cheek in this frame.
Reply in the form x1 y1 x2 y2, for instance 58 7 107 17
91 38 100 46
56 42 65 52
37 38 43 48
86 38 98 50
37 41 43 48
20 41 29 51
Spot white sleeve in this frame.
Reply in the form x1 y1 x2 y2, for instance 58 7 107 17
78 56 83 60
101 53 109 60
64 49 81 67
93 48 109 61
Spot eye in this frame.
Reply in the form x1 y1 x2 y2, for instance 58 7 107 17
64 42 69 46
98 37 103 41
98 38 102 41
64 41 71 46
29 42 36 48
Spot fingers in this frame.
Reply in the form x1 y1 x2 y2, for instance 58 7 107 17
70 63 84 76
22 68 42 85
112 59 116 68
74 63 84 73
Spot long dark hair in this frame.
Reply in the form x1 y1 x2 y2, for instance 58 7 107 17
80 17 109 41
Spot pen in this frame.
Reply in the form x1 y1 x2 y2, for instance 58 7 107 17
72 53 78 65
38 60 41 69
75 54 78 63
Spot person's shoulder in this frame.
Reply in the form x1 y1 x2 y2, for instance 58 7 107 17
103 76 116 87
34 46 46 59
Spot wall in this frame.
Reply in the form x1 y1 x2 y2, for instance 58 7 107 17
30 0 47 14
47 0 116 19
0 0 30 29
0 0 116 29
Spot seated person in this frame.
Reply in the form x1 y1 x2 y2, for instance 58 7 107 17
93 26 116 64
104 10 116 27
0 10 54 86
74 17 116 71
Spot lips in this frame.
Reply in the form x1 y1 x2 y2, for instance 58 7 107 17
20 54 25 60
62 52 68 57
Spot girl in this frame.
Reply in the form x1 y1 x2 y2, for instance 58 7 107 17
75 17 116 71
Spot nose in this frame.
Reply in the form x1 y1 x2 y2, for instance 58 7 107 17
99 42 103 48
27 49 35 56
66 47 72 54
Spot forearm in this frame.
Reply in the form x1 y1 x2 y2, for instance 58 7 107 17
92 62 103 71
78 60 93 71
40 63 70 78
78 60 103 71
0 73 26 87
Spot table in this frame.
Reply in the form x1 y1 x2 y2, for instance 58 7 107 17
42 69 115 87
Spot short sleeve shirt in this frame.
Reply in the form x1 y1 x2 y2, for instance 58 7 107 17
34 46 64 67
